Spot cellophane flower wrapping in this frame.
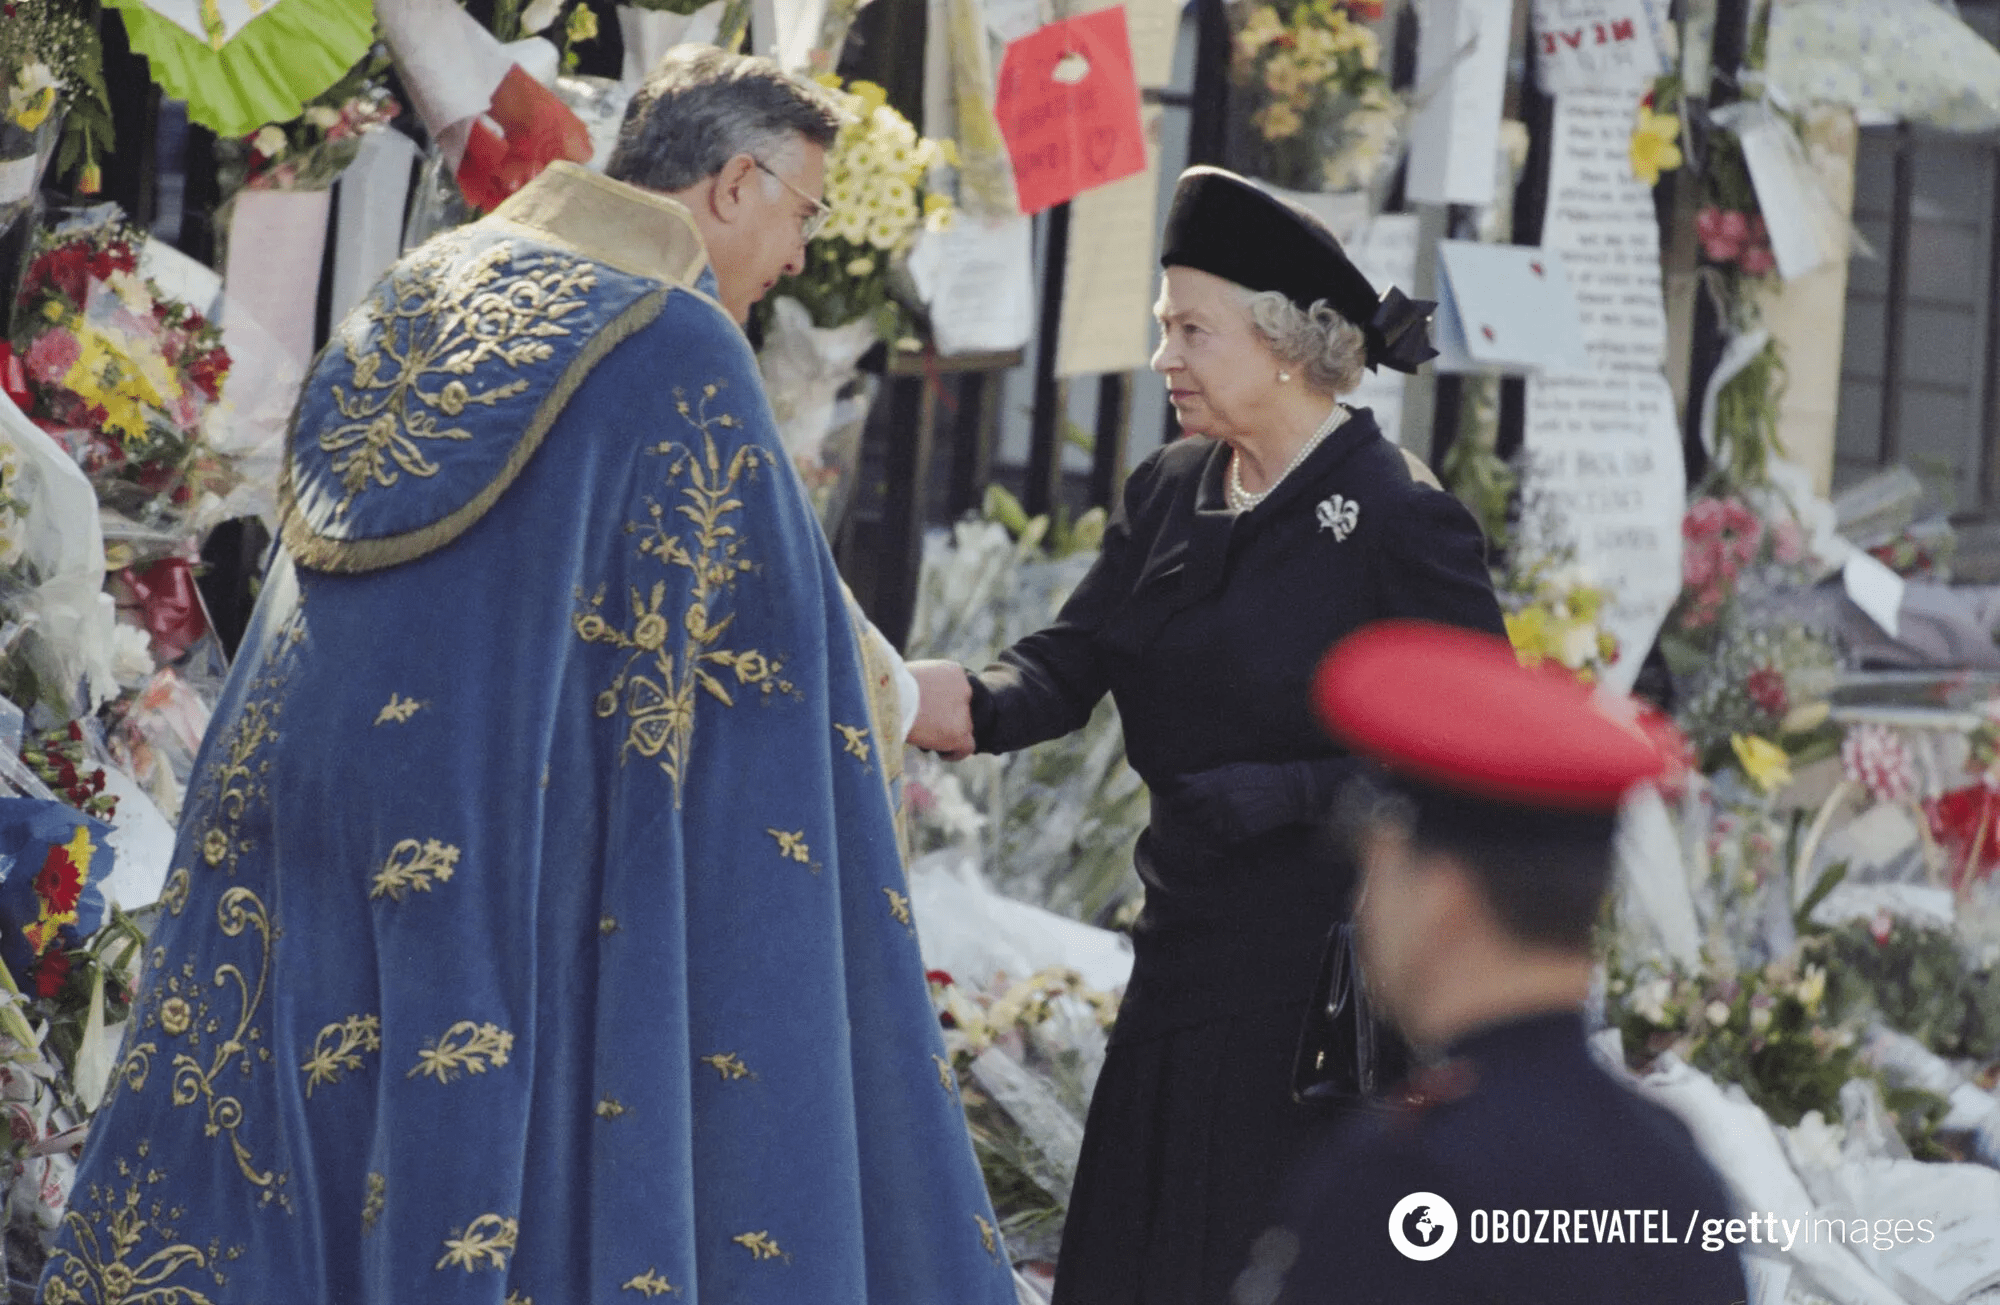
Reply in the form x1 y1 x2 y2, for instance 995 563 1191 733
905 517 1148 925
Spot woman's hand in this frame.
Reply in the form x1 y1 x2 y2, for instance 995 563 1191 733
906 660 976 760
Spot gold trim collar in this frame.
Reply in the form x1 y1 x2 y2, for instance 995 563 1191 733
487 161 710 288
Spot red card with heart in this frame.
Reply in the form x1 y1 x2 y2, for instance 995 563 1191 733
993 8 1147 214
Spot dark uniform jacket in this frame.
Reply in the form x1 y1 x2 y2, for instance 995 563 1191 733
1267 1012 1749 1305
970 409 1506 1042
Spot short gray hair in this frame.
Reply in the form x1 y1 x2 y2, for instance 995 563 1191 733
607 45 843 192
1241 289 1368 397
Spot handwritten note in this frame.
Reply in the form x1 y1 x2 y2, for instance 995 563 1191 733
1533 0 1665 95
908 214 1035 355
994 8 1147 213
1524 91 1684 692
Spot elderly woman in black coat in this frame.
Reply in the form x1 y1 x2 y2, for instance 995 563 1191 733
909 166 1507 1305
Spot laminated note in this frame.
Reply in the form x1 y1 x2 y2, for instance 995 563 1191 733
993 8 1146 213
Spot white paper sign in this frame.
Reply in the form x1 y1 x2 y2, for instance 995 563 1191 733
1435 240 1593 374
1523 90 1683 690
983 0 1045 45
909 215 1035 355
1843 550 1907 639
1406 0 1514 206
1543 91 1668 373
1533 0 1665 95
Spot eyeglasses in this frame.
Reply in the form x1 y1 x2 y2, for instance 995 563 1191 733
753 157 833 242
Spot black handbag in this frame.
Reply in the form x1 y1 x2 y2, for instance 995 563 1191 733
1291 920 1411 1112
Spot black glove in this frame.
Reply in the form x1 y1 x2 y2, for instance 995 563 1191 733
1162 757 1355 845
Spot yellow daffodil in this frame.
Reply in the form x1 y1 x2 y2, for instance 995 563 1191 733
1797 964 1826 1015
1628 105 1682 186
1730 733 1792 795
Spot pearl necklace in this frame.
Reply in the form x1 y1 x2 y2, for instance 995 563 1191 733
1227 405 1349 513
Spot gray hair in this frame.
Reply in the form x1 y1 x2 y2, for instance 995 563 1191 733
1241 289 1368 397
606 45 843 192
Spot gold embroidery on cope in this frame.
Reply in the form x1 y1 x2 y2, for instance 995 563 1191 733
161 867 191 917
189 604 304 876
301 1014 382 1096
624 1268 679 1296
732 1231 785 1261
599 915 620 935
835 723 870 765
363 1173 386 1232
595 1096 628 1119
42 1143 248 1304
765 828 821 872
324 237 596 518
976 1213 1000 1258
884 888 913 928
700 1052 754 1081
117 888 289 1207
932 1055 957 1096
505 1292 534 1305
370 838 461 901
409 1021 515 1082
376 693 425 725
574 383 797 807
437 1213 519 1272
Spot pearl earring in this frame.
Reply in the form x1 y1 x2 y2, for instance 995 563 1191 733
1277 370 1291 383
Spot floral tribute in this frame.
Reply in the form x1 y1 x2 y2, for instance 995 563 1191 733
10 213 232 527
765 77 956 338
20 725 116 823
1231 0 1399 191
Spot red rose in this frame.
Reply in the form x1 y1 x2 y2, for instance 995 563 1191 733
1745 667 1789 718
31 950 71 1000
33 844 84 916
925 970 955 987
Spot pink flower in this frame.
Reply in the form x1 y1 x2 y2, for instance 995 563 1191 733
1683 542 1718 590
1684 497 1726 538
24 328 80 384
1740 245 1776 277
1696 207 1747 261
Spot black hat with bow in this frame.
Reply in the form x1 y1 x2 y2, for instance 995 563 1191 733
1158 165 1438 375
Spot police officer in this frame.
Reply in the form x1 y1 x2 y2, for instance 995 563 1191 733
1243 620 1747 1305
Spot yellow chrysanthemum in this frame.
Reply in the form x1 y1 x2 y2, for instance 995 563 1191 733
566 3 598 43
849 80 889 116
1628 106 1682 186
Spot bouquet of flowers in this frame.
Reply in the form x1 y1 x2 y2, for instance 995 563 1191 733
1497 545 1620 682
220 49 400 196
11 212 233 532
1607 950 1859 1129
1230 0 1399 192
1674 619 1839 771
0 0 112 198
769 76 955 338
928 966 1119 1260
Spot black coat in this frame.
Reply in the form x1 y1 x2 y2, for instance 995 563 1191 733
1268 1012 1748 1305
971 409 1507 1041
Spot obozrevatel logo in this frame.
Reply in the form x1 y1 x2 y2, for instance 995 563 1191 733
1388 1192 1458 1261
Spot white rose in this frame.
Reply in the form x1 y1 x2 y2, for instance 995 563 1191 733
520 0 564 34
304 104 342 130
110 621 157 690
252 125 288 158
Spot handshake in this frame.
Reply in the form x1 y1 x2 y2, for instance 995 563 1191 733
905 660 977 761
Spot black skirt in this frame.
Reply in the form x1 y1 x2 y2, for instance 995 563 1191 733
1051 1002 1328 1305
